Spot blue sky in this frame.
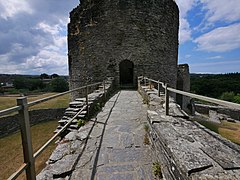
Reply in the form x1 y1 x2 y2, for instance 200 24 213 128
0 0 239 75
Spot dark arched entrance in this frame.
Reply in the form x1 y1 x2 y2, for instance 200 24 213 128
119 60 134 86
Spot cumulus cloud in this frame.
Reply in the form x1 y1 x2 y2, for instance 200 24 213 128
0 0 79 75
179 18 192 44
194 23 240 52
0 0 33 19
175 0 196 44
200 0 240 23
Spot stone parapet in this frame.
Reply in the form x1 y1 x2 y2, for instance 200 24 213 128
139 83 240 179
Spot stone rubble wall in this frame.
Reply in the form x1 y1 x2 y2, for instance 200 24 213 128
54 77 115 136
138 82 240 179
0 108 65 138
195 103 240 121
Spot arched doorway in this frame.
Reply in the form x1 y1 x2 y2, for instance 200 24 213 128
119 60 134 86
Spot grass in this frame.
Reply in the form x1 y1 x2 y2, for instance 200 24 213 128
0 93 70 112
218 120 240 145
0 120 58 179
193 118 240 145
152 162 163 178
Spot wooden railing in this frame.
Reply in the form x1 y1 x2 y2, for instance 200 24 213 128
139 76 240 115
0 81 106 180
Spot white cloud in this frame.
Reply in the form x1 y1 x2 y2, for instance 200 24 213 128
0 0 33 19
194 23 240 52
0 0 79 75
207 56 223 60
175 0 196 44
175 0 196 17
200 0 240 23
179 18 192 44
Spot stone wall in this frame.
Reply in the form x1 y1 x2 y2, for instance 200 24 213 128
0 108 65 137
138 82 240 179
195 104 240 121
177 64 190 113
68 0 179 99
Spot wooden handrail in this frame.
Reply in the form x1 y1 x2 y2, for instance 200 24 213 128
142 77 240 112
4 80 104 180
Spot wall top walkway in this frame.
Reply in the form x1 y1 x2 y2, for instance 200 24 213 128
38 91 154 179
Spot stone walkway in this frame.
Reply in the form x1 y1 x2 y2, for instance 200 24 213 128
71 90 154 179
38 90 154 180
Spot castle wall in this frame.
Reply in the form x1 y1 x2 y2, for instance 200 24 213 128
68 0 179 99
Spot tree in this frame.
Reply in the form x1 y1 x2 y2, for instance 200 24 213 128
13 77 28 89
220 92 235 102
51 73 59 79
40 73 49 79
50 77 69 92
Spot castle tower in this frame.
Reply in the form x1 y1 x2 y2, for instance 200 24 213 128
68 0 179 98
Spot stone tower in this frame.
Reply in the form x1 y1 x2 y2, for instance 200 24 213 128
68 0 179 98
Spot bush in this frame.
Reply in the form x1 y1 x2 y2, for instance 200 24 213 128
234 94 240 104
220 92 235 102
50 77 69 92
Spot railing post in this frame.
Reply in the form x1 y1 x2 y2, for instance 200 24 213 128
86 85 89 117
149 80 152 89
165 83 169 116
17 97 36 180
103 80 106 100
158 80 160 97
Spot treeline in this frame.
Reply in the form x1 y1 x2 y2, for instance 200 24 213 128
5 73 68 94
190 73 240 103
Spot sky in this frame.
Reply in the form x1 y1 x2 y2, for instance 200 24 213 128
0 0 239 75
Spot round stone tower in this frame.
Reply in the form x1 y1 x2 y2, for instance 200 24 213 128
68 0 179 98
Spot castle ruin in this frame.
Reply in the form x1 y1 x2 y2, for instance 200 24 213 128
68 0 179 99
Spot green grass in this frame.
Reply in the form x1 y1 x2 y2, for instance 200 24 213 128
0 120 58 179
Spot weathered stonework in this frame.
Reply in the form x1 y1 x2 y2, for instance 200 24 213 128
68 0 179 99
177 64 191 113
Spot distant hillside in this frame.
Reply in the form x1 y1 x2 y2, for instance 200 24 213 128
190 73 240 99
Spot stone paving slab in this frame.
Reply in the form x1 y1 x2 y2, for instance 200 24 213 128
38 91 154 180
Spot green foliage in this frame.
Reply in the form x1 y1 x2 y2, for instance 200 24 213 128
234 94 240 103
94 103 101 111
13 77 45 91
51 73 59 79
77 119 86 127
191 73 240 99
144 123 149 132
220 92 235 102
40 73 49 79
152 162 162 178
50 77 69 92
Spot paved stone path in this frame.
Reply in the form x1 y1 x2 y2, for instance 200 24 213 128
70 90 154 179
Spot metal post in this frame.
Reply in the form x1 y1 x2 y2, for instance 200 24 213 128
144 77 146 86
17 97 36 180
86 85 89 117
165 83 169 116
149 80 152 89
103 80 106 100
158 80 160 97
